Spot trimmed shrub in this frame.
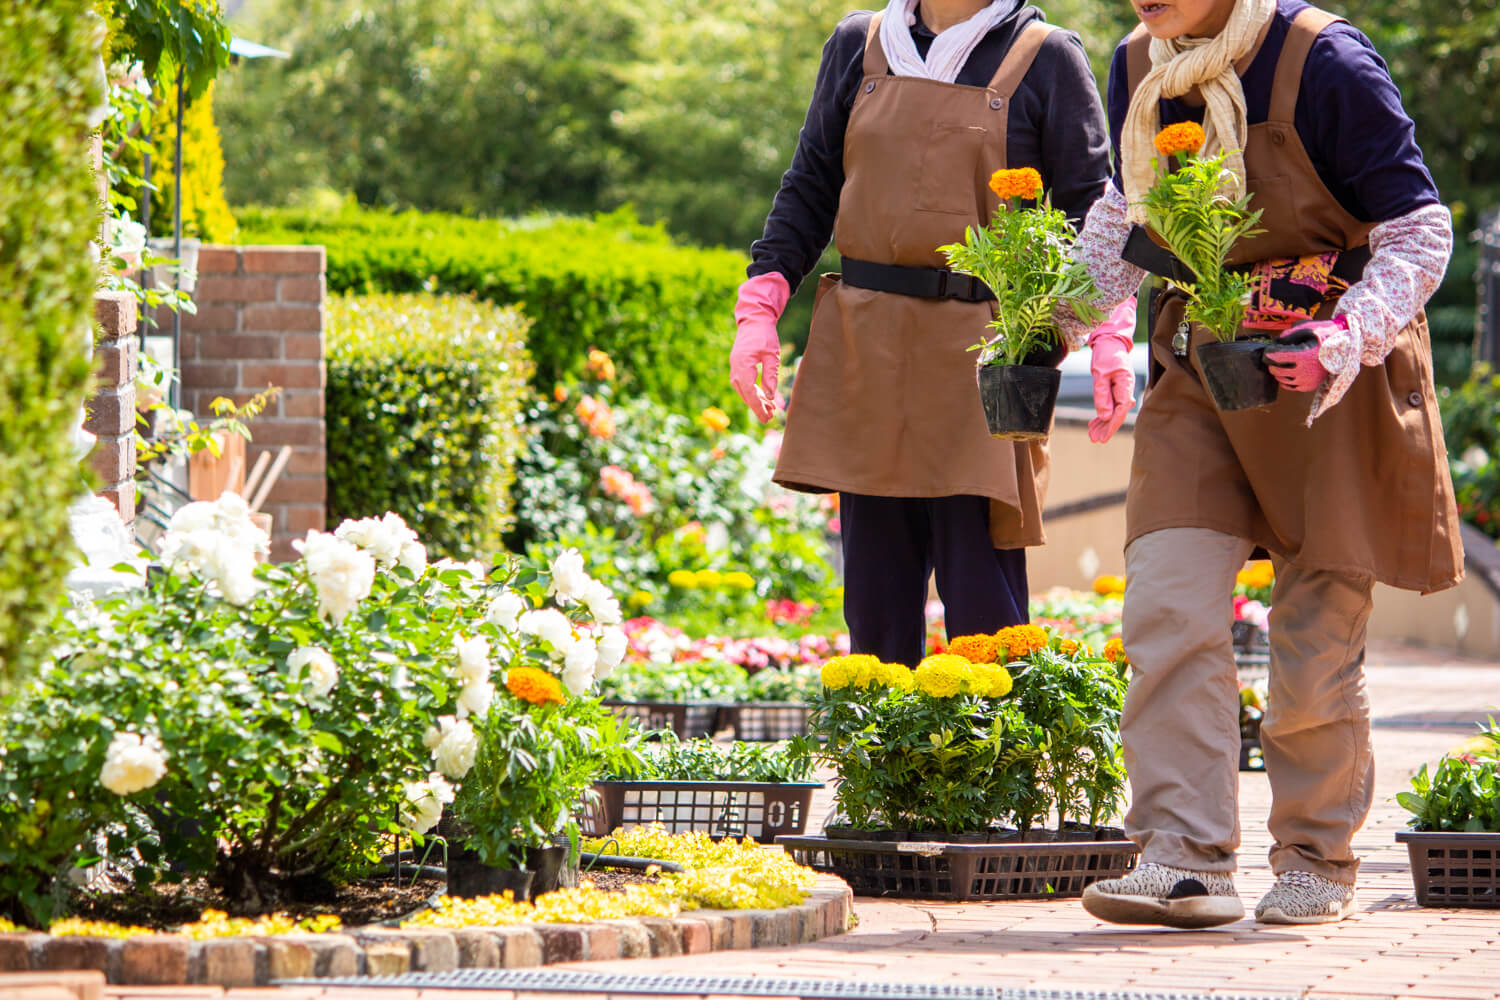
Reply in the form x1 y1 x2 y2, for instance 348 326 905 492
0 2 103 690
238 204 747 414
326 292 533 559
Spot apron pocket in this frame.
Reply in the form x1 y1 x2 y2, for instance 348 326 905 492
914 122 989 215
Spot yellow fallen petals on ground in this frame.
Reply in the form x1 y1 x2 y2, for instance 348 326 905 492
405 882 681 930
44 909 342 940
49 918 159 938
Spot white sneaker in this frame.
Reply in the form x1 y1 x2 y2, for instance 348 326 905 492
1255 870 1357 924
1082 862 1244 928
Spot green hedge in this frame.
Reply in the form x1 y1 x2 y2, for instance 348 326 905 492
238 204 747 414
0 3 103 690
326 292 534 559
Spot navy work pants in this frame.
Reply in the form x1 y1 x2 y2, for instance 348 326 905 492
839 492 1029 667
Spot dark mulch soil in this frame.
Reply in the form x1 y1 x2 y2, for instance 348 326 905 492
66 865 661 932
69 872 445 931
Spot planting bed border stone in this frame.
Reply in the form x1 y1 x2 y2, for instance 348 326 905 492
0 876 851 987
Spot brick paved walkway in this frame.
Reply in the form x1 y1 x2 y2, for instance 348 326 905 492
102 640 1500 1000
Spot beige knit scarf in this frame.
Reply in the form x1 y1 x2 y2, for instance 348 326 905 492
1120 0 1276 223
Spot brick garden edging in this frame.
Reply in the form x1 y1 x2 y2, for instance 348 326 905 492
0 876 851 987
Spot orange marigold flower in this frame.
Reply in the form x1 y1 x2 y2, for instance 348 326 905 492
1103 638 1129 666
1058 638 1081 656
553 384 569 403
587 349 616 382
1154 122 1206 158
995 624 1049 659
506 666 566 706
946 634 1000 664
989 167 1043 201
1092 574 1126 596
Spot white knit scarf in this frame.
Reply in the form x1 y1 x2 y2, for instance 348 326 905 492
878 0 1019 83
1120 0 1277 223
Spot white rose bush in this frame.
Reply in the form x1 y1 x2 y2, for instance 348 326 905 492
0 497 640 926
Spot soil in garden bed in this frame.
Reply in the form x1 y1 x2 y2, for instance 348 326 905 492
65 867 662 932
68 872 447 931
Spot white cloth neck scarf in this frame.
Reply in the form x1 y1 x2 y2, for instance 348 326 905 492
1120 0 1277 223
878 0 1019 84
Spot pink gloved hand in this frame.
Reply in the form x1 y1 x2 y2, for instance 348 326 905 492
730 272 791 423
1264 317 1340 393
1087 297 1137 443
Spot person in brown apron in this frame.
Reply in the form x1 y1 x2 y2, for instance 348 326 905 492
729 0 1114 666
1053 0 1463 927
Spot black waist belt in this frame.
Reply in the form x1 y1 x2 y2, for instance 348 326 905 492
840 257 996 303
1121 225 1371 286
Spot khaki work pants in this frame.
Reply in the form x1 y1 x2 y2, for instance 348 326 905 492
1120 527 1376 883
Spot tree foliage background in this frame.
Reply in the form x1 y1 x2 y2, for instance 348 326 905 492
218 0 1497 374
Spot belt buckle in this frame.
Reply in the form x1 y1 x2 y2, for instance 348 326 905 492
935 269 952 298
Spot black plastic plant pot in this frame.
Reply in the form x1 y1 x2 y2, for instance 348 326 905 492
446 844 535 900
524 838 578 896
978 363 1061 441
1195 338 1278 411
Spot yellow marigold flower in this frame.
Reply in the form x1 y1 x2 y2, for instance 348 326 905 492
1104 638 1129 666
1092 574 1126 596
698 407 731 433
989 166 1043 201
627 589 653 609
915 654 972 698
946 633 999 664
722 571 755 590
587 348 616 382
819 656 853 690
667 570 697 588
693 569 723 588
1237 560 1275 590
506 666 566 706
968 664 1014 698
876 661 916 692
995 624 1049 659
1154 121 1206 158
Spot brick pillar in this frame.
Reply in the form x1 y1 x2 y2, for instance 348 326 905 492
178 244 326 561
89 291 139 521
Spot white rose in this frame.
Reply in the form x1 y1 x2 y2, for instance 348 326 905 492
596 626 628 675
518 608 572 648
99 731 168 796
293 530 377 624
561 661 595 696
288 646 338 698
402 772 454 834
211 548 262 607
398 539 428 576
485 591 525 632
423 719 448 751
548 548 590 603
581 578 622 626
563 636 598 676
457 679 495 719
452 634 491 684
432 718 479 779
165 499 216 535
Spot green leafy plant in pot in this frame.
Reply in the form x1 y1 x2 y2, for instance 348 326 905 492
939 167 1099 442
1140 122 1272 411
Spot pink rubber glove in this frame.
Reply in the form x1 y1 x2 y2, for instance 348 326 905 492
1087 297 1137 443
1264 317 1340 393
730 272 791 423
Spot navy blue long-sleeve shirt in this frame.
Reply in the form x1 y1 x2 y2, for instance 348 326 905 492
749 4 1112 292
1105 0 1440 222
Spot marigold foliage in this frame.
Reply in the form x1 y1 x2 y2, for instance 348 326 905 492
1154 121 1207 158
505 665 566 706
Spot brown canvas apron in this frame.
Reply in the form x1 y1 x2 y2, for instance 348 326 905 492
772 15 1057 548
1122 7 1463 593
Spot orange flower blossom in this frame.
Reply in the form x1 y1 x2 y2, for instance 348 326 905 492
506 666 566 706
1154 122 1206 159
989 167 1043 201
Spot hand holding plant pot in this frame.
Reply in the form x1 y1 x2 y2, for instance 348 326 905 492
1139 123 1269 410
939 168 1100 441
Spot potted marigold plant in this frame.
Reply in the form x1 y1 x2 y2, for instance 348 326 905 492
777 626 1137 901
939 167 1100 441
1139 122 1277 410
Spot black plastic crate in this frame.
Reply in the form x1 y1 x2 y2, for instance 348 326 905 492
719 702 813 741
601 700 721 739
583 779 820 843
1396 830 1500 908
776 834 1138 901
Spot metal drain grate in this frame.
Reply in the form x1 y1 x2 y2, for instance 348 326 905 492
283 968 1315 1000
